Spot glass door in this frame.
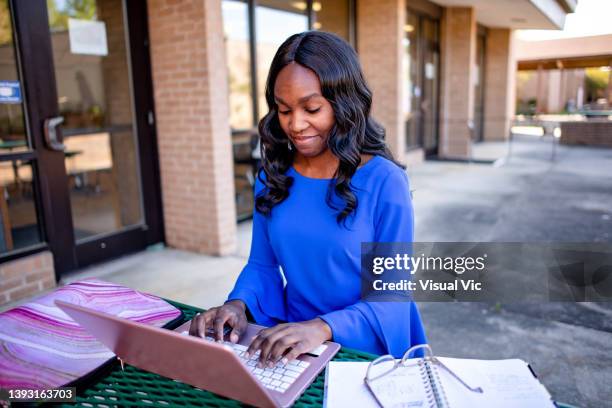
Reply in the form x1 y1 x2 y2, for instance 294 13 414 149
8 0 164 275
403 10 440 155
421 17 439 154
404 12 420 150
46 0 144 242
0 0 45 259
473 27 486 142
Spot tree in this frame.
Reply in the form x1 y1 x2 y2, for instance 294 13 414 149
0 0 12 46
584 67 609 103
47 0 97 30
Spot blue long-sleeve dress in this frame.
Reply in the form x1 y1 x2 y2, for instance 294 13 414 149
227 155 427 357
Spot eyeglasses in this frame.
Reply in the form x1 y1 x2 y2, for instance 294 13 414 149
364 344 482 407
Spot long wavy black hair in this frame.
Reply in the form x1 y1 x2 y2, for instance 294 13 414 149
256 31 403 224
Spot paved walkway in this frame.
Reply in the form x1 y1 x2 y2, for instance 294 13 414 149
60 134 611 407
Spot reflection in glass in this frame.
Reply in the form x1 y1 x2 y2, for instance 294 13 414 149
222 1 257 220
0 1 43 254
47 0 143 241
403 11 440 153
421 18 439 152
0 0 28 153
403 12 420 149
222 1 310 221
232 130 257 221
256 1 308 119
222 0 253 129
0 160 42 252
473 30 486 142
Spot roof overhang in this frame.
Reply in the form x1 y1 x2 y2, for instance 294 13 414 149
514 34 612 70
516 34 612 70
518 55 612 70
431 0 572 29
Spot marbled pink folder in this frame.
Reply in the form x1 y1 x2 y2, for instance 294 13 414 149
0 279 182 389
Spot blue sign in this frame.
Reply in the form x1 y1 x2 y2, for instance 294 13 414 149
0 81 22 104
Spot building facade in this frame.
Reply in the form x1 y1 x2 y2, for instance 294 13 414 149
0 0 575 306
515 34 612 114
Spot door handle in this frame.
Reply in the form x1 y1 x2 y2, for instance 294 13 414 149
43 116 66 152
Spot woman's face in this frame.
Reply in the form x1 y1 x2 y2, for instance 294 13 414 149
274 63 335 158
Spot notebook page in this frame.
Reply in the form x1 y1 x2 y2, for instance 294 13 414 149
435 357 555 408
325 361 432 408
324 361 379 408
367 364 433 408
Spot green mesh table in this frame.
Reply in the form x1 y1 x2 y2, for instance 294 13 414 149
59 300 577 408
59 300 376 408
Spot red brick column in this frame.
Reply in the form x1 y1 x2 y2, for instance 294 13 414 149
147 0 236 255
357 0 406 160
483 28 516 141
439 7 476 158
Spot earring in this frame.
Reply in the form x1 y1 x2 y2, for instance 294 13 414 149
288 141 293 151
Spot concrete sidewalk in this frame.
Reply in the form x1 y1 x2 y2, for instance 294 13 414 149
60 134 611 407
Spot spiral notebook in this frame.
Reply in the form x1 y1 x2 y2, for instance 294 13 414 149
324 357 556 408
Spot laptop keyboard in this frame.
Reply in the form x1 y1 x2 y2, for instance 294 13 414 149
181 331 310 393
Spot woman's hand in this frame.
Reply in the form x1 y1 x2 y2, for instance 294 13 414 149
189 300 248 343
246 318 332 368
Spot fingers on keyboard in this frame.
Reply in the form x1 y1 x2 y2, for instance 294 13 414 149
180 333 311 394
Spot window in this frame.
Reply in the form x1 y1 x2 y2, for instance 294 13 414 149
221 0 355 220
222 0 253 130
0 0 43 254
402 7 440 154
473 27 486 142
221 0 355 129
403 12 420 149
256 1 308 120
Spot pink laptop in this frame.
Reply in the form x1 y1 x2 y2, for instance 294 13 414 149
55 300 340 408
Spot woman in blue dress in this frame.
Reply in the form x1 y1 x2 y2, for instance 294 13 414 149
190 31 426 366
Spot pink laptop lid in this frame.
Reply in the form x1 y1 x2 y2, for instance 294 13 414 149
55 300 278 408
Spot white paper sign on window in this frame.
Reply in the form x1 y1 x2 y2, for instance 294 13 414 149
68 18 108 56
425 62 435 80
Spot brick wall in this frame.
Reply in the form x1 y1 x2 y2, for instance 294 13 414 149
147 0 237 255
357 0 405 160
483 28 515 141
315 0 350 42
560 121 612 147
439 7 476 159
0 251 55 305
